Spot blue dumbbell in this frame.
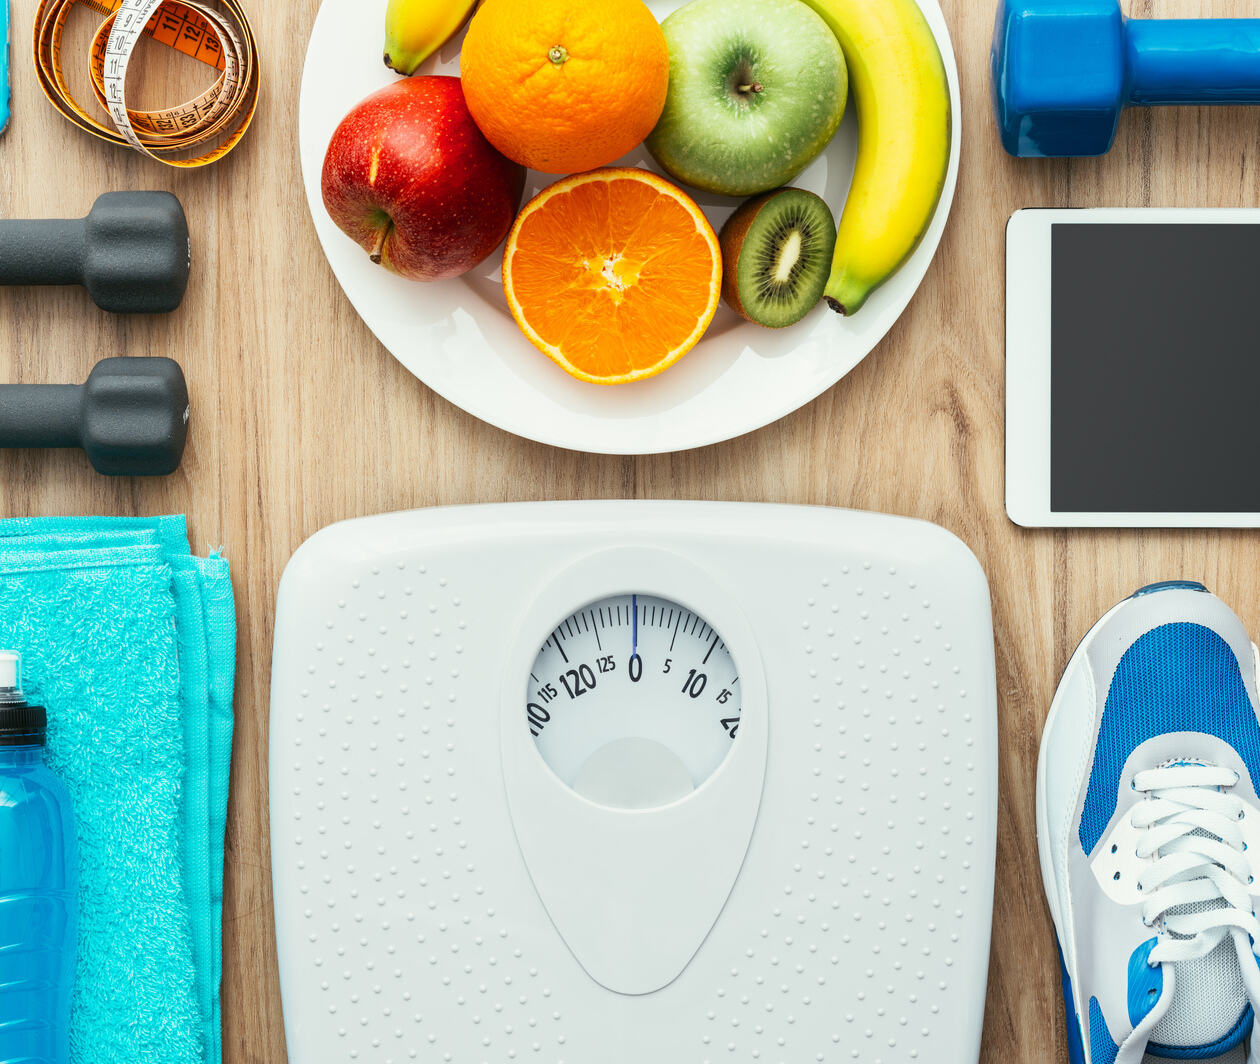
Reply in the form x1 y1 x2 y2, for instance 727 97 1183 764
991 0 1260 157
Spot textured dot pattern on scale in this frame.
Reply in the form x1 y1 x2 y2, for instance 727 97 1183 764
275 538 992 1064
288 561 564 1063
696 563 980 1064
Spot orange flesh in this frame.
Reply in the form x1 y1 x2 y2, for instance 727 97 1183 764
505 171 721 383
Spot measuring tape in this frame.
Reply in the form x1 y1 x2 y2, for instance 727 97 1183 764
33 0 258 167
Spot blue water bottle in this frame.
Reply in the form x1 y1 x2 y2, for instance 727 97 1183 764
0 651 77 1064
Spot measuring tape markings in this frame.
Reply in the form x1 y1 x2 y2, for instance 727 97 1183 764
33 0 258 167
96 3 238 145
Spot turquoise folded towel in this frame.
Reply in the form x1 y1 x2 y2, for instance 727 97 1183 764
0 516 235 1064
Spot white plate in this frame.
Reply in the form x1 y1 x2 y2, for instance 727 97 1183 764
299 0 961 454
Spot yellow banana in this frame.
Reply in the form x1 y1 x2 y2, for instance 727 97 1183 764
798 0 951 316
384 0 479 76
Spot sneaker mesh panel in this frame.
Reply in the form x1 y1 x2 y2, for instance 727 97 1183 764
1079 623 1260 856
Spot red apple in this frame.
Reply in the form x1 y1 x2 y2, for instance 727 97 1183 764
321 76 526 281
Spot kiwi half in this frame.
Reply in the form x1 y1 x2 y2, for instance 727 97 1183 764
719 188 837 329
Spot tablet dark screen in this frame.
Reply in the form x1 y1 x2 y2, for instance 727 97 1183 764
1051 223 1260 513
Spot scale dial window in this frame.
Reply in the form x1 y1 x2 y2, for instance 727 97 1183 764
526 594 741 810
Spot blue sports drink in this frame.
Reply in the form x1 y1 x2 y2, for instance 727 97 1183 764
0 0 9 136
0 651 77 1064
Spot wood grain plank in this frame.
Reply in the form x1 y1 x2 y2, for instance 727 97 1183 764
3 0 1259 1059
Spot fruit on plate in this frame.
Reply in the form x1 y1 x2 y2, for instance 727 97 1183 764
460 0 669 174
321 76 525 282
719 188 836 328
383 0 478 75
798 0 951 316
645 0 847 197
502 169 722 385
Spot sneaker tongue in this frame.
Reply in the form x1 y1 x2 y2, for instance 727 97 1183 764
1146 910 1248 1056
1144 1048 1248 1064
1142 761 1252 1057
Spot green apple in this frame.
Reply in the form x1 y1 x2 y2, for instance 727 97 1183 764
646 0 848 197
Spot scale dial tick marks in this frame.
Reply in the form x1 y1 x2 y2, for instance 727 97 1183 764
527 594 741 809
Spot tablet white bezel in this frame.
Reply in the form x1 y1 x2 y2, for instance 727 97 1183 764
1006 206 1260 528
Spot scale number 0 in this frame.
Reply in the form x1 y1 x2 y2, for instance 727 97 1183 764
529 595 742 751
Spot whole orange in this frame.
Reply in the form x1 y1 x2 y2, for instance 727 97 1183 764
460 0 669 175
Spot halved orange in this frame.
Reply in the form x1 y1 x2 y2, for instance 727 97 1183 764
502 168 723 385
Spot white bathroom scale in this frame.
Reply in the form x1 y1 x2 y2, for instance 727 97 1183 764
299 0 961 455
270 502 998 1062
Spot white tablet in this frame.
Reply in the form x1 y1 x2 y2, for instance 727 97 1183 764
1007 207 1260 528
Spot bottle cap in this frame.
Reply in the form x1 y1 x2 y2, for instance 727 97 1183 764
0 650 19 694
0 651 46 746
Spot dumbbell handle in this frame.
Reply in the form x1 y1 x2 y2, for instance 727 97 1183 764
0 220 83 287
1126 20 1260 106
0 385 85 448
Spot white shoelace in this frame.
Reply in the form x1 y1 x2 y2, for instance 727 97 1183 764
1132 763 1260 968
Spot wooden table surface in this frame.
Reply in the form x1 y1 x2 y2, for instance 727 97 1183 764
3 0 1259 1059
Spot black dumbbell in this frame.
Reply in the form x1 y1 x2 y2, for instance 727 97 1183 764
0 192 190 313
0 357 190 476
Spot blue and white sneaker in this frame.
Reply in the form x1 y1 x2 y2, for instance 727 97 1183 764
1039 582 1260 1064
